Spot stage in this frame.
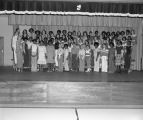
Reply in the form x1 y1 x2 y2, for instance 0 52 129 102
0 67 143 108
0 67 143 82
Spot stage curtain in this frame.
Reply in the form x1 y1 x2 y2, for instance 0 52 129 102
9 15 143 70
8 15 139 27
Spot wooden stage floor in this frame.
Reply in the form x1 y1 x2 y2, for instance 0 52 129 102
0 67 143 82
0 67 143 108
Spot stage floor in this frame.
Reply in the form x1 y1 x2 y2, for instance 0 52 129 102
0 67 143 82
0 67 143 108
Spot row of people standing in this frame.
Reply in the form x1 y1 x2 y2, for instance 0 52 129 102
11 28 135 73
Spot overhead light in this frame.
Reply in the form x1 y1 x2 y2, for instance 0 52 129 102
77 4 81 11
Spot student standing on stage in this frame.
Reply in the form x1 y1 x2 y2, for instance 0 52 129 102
46 39 55 72
12 28 20 71
54 38 60 71
57 43 64 72
78 44 86 72
124 40 132 73
21 29 29 69
16 32 24 72
37 41 47 71
130 29 137 71
63 44 70 71
68 42 73 71
31 39 38 72
108 42 116 73
26 37 32 70
115 41 123 73
93 42 100 72
101 43 108 72
85 45 91 72
71 43 79 72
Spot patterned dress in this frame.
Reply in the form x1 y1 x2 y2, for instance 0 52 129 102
37 46 47 65
57 48 64 72
79 49 85 72
108 47 116 73
115 46 123 66
16 38 23 69
124 46 132 70
94 48 100 72
71 45 79 71
101 48 108 72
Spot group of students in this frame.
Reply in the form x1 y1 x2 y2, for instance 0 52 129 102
11 27 136 73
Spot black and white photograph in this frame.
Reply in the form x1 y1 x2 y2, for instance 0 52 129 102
0 0 143 120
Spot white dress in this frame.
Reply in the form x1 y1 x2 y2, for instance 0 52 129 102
63 49 70 71
37 46 47 65
101 49 108 72
12 35 18 64
94 48 100 72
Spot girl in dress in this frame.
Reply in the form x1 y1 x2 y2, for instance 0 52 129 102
63 44 70 71
78 44 86 72
46 40 55 72
131 29 137 71
115 41 123 73
124 40 132 73
26 37 32 69
12 28 20 71
101 43 108 72
57 43 64 72
71 43 79 72
16 34 24 72
37 41 47 71
68 42 73 71
108 42 116 73
54 38 60 71
31 39 38 72
94 42 100 72
85 45 91 72
22 30 29 69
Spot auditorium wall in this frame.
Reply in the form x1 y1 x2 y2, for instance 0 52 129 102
0 15 13 66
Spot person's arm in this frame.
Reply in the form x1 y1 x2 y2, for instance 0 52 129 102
45 47 47 59
53 48 55 60
37 47 39 60
11 36 15 50
96 50 100 61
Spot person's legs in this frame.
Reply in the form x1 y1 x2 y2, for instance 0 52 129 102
94 58 99 72
58 57 63 72
65 59 69 71
72 54 77 71
55 50 58 67
31 56 34 72
86 56 91 72
79 58 82 72
47 63 50 72
79 58 85 72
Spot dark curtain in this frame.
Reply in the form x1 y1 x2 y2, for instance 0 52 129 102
0 0 143 14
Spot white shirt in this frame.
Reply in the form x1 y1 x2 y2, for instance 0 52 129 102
27 41 32 49
85 49 91 56
12 35 18 50
57 48 64 58
79 49 85 59
64 49 69 59
31 44 38 53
